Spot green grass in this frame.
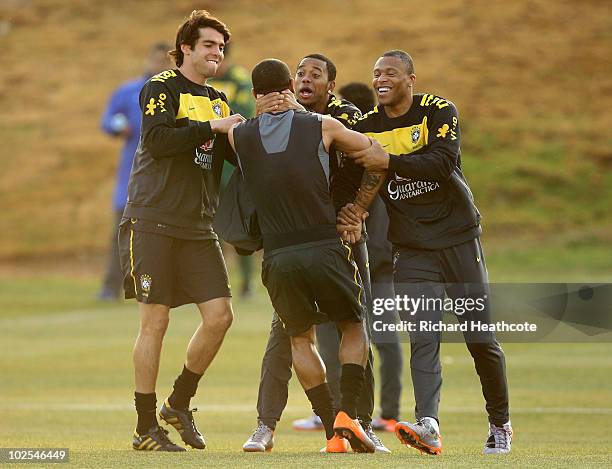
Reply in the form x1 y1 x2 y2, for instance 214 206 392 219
1 258 611 468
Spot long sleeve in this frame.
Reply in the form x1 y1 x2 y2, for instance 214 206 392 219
388 103 460 182
139 80 214 160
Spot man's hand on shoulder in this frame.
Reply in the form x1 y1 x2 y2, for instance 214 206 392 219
211 114 246 134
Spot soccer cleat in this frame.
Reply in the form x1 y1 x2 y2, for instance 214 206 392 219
395 419 442 455
333 411 375 453
371 416 399 433
483 422 513 454
320 435 349 453
132 425 186 452
292 414 324 431
159 399 206 449
243 423 274 452
363 424 391 453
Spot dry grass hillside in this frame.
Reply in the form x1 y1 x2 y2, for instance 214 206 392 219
0 0 611 260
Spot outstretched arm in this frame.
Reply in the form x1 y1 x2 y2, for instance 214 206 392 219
322 117 387 241
322 115 370 153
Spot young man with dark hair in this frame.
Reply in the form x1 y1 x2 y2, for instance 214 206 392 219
340 49 512 455
241 55 390 453
119 10 244 452
228 58 386 454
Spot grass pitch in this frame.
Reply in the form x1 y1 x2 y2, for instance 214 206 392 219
1 270 611 468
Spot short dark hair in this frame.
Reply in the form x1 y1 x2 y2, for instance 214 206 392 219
338 82 376 114
252 59 292 95
382 50 415 74
302 53 337 81
169 10 231 67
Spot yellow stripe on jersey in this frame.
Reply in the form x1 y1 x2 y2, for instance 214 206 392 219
129 227 138 295
176 93 231 122
364 116 428 156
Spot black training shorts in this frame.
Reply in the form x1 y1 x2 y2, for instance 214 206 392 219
261 239 364 336
118 220 231 308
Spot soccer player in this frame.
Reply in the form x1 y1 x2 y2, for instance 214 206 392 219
97 42 171 301
228 58 386 453
340 50 512 455
338 82 404 433
242 55 388 453
119 10 245 452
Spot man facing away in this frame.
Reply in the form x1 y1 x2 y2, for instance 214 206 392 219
241 55 388 453
119 10 244 452
227 58 386 453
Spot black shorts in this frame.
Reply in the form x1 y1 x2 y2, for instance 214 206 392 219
261 239 364 336
118 221 231 308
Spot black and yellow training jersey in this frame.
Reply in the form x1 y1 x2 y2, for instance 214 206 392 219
354 93 481 250
124 69 235 239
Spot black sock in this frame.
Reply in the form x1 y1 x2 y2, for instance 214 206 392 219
305 383 336 440
168 365 203 410
340 363 365 419
135 392 157 435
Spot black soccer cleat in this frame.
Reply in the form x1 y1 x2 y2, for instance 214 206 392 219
132 425 186 452
159 399 206 449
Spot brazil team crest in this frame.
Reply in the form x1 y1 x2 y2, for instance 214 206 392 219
411 127 421 143
212 103 222 117
140 274 152 297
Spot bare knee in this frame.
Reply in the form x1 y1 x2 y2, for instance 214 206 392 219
200 300 233 333
139 304 170 337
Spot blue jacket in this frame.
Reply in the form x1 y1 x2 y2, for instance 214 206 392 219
101 76 148 210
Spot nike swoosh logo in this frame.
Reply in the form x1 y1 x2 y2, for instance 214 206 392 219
188 107 195 110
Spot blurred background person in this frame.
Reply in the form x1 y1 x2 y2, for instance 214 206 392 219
210 42 257 298
97 42 172 300
338 82 404 432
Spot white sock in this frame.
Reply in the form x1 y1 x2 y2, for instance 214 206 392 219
421 417 440 435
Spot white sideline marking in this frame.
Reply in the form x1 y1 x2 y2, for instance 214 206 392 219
5 403 612 415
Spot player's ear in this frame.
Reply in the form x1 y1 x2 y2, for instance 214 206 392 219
409 74 416 88
289 78 295 93
180 43 192 56
327 80 336 94
252 88 257 98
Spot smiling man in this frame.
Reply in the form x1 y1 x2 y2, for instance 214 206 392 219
340 50 512 455
119 10 244 452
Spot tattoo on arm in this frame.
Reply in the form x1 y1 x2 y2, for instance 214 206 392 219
354 169 386 210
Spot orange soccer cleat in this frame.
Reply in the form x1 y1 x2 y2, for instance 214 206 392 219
320 435 349 453
333 411 375 453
